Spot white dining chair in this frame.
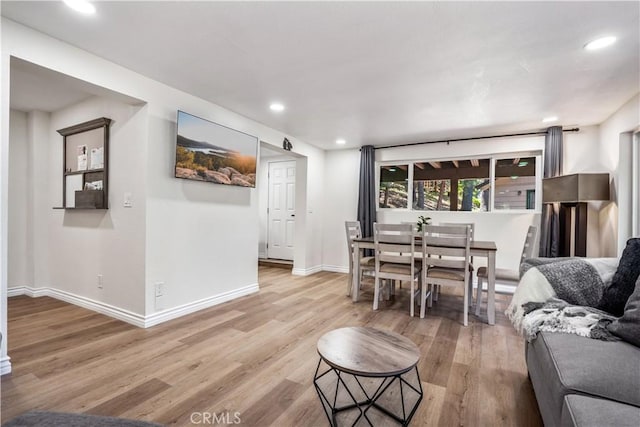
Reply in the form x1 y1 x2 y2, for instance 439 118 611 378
345 221 375 296
373 223 423 317
421 224 472 325
438 222 475 305
475 225 537 316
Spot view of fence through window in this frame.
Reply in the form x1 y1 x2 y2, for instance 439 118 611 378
380 155 538 211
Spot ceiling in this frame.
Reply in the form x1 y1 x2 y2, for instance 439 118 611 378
10 57 144 112
3 1 639 150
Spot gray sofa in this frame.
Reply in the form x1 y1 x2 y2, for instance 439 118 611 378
526 331 640 426
517 243 640 426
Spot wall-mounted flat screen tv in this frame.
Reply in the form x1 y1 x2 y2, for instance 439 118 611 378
175 110 258 187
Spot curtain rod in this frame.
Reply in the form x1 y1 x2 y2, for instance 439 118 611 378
369 127 580 150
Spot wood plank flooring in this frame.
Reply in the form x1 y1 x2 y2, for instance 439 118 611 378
1 267 542 426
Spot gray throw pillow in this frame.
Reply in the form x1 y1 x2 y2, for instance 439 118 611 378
598 238 640 316
607 276 640 347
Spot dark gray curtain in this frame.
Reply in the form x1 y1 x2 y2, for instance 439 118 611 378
539 126 563 257
357 145 377 239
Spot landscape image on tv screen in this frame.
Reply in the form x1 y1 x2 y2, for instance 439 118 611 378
175 111 258 187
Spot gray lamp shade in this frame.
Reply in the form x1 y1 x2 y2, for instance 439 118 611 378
542 173 610 203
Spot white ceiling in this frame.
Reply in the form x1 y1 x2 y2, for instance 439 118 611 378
10 57 144 112
3 1 639 150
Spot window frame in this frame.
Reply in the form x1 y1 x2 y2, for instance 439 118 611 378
377 162 412 211
376 150 543 213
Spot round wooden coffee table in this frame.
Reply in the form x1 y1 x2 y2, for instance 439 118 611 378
313 327 423 426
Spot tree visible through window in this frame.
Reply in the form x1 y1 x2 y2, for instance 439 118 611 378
380 154 539 212
379 165 408 208
413 179 450 210
413 159 489 211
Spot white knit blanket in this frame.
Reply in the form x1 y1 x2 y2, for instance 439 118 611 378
506 258 619 341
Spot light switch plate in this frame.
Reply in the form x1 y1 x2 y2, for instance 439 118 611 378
124 192 133 207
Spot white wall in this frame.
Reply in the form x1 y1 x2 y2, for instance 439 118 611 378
44 97 148 314
303 144 326 271
322 149 361 272
597 93 640 255
27 111 53 289
8 110 29 287
7 97 147 317
563 125 608 257
144 109 259 313
1 37 9 374
2 19 324 328
1 19 326 373
564 125 601 173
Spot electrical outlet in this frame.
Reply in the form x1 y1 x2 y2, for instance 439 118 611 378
155 282 164 297
97 274 103 289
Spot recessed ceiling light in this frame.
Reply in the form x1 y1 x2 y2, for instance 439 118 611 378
63 0 96 14
336 139 346 145
269 103 285 112
584 36 616 51
542 116 558 123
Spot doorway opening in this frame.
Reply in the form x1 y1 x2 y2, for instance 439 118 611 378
257 141 307 272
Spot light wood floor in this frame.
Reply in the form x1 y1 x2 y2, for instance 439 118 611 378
1 267 542 426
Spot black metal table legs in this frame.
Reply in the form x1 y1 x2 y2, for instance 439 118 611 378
314 358 423 426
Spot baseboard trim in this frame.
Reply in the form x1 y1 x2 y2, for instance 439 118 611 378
0 356 11 376
322 265 349 274
8 285 49 298
7 283 260 329
292 265 323 276
144 283 259 328
8 286 146 327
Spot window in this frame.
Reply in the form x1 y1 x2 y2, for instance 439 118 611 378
526 190 535 210
494 157 537 210
412 159 490 211
379 165 408 208
380 153 541 212
413 179 450 210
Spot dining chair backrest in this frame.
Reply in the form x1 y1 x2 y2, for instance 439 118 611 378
345 221 362 249
439 222 475 241
401 221 419 233
422 224 471 270
345 221 362 272
520 225 538 263
373 223 415 266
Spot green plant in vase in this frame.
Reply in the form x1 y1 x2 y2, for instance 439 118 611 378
416 215 432 232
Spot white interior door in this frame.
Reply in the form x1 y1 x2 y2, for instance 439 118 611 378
268 161 296 260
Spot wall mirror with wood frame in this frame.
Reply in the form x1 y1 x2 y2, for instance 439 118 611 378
55 117 111 209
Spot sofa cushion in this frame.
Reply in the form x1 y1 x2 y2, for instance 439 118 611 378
560 394 640 427
598 238 640 316
607 276 640 347
527 332 640 422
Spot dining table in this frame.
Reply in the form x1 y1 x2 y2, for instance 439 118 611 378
351 235 499 325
